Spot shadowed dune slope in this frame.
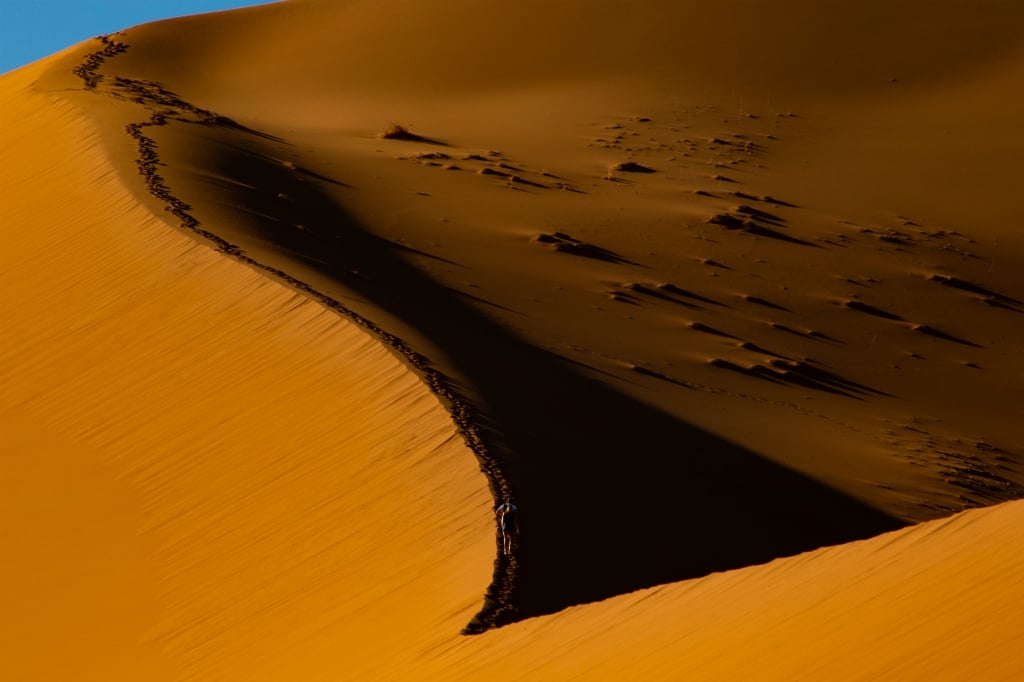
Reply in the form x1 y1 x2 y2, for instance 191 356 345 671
41 27 907 630
431 499 1024 681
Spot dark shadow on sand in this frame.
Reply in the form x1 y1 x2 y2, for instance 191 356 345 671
164 125 905 632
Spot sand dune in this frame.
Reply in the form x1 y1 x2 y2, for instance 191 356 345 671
3 0 1024 678
432 499 1024 681
0 62 490 679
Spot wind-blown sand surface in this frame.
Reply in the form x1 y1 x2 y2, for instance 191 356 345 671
0 62 490 679
3 0 1024 678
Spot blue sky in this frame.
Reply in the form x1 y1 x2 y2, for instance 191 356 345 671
1 1 276 75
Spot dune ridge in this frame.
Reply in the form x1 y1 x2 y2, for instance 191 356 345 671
35 0 1024 630
4 0 1024 677
431 498 1024 681
62 32 522 630
53 31 916 631
1 59 491 679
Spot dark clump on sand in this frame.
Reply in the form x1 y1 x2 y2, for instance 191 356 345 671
612 161 656 173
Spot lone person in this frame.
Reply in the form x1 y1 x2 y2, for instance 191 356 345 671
495 498 518 555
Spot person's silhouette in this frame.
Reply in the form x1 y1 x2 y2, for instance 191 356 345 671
495 499 518 555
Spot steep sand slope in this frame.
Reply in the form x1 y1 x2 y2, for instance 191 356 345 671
36 0 1024 627
4 0 1024 678
0 61 491 680
428 499 1024 681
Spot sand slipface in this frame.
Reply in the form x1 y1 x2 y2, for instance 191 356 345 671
3 0 1024 678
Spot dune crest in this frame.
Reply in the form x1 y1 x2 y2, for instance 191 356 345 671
436 499 1024 680
4 0 1024 676
0 62 490 679
48 31 909 631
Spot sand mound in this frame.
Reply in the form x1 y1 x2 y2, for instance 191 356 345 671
0 62 490 680
3 0 1024 677
441 499 1024 680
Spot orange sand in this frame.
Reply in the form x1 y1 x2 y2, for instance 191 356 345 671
3 0 1024 678
0 63 490 680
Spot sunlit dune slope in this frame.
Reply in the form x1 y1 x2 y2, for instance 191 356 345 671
0 62 491 680
426 498 1024 681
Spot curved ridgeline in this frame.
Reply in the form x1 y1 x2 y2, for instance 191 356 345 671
69 35 903 634
71 34 516 632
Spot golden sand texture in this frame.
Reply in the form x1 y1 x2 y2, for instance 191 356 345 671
440 499 1024 681
3 0 1024 677
0 63 490 680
